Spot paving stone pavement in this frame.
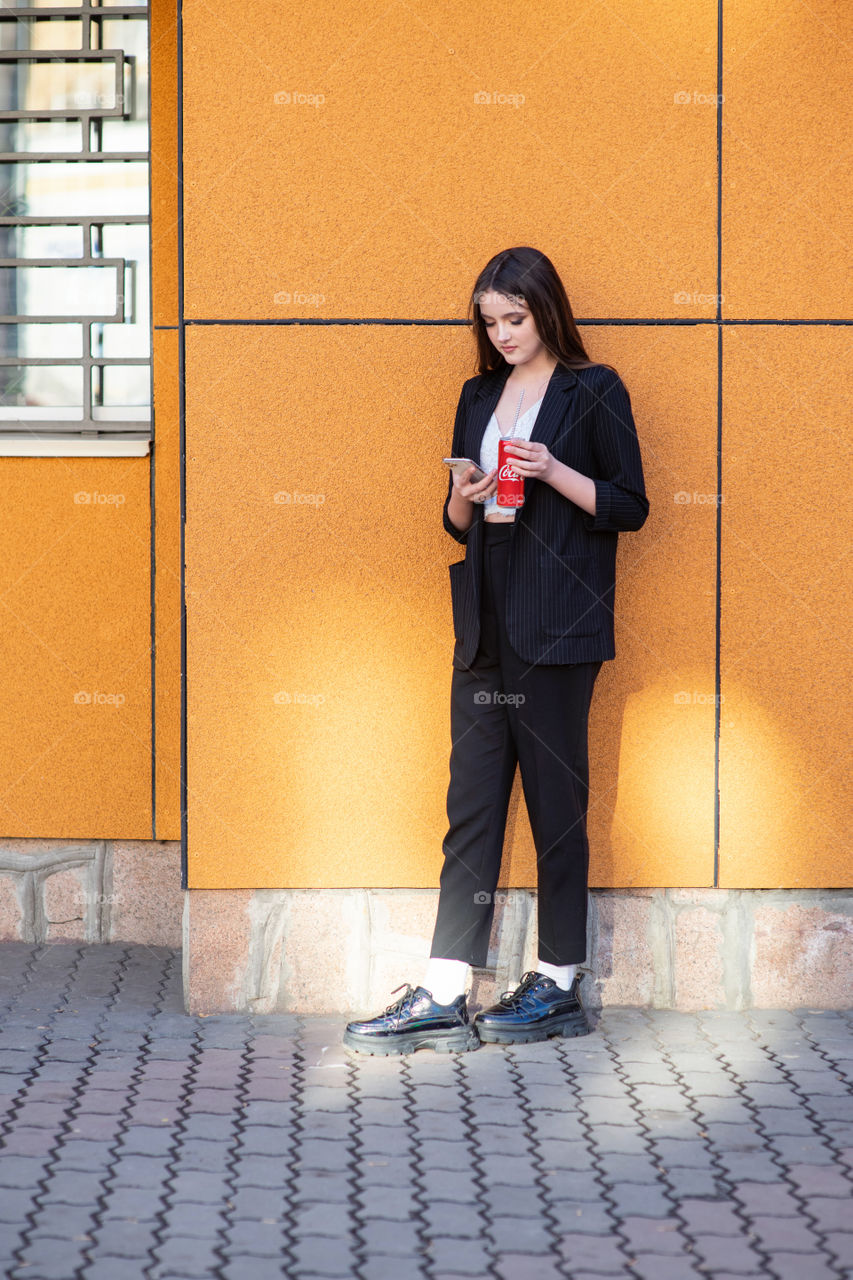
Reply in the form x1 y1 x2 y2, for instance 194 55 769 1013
0 943 851 1280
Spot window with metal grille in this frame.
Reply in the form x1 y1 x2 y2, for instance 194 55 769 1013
0 0 149 457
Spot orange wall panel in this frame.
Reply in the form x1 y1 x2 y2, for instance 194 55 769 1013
184 324 713 889
0 460 152 838
153 329 183 840
584 325 718 889
723 1 853 318
719 328 852 886
180 0 717 321
165 0 853 891
185 324 474 887
150 0 179 328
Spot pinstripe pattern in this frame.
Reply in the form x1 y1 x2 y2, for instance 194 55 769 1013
443 361 649 669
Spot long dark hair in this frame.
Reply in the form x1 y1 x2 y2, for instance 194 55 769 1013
468 246 618 379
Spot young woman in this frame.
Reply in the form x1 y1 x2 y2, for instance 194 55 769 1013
344 247 648 1056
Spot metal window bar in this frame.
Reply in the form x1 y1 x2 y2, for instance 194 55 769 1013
0 2 150 445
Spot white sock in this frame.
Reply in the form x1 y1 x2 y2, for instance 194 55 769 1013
537 960 577 991
422 957 470 1005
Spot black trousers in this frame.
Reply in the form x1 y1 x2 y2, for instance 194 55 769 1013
430 520 602 968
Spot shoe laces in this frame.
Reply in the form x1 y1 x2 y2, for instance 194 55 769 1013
383 982 419 1025
498 969 547 1007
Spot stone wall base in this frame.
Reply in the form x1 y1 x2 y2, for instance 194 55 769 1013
0 838 183 947
183 885 853 1015
0 844 848 1014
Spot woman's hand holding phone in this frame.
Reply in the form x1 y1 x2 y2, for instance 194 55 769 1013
450 460 497 504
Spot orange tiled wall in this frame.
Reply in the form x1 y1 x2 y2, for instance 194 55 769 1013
164 0 851 890
0 458 153 837
166 0 853 889
0 0 182 842
9 2 848 886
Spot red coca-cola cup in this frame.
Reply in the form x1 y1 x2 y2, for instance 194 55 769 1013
497 439 525 507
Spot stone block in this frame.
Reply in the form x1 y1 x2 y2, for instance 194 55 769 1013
364 887 439 1002
183 888 254 1014
177 883 853 1013
0 876 22 940
751 899 853 1007
590 891 655 1006
110 841 182 945
468 968 502 1014
279 889 370 1013
487 888 538 988
43 867 88 941
673 906 725 1009
667 888 724 907
0 839 109 942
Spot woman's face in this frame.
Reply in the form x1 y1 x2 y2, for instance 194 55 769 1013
478 291 545 366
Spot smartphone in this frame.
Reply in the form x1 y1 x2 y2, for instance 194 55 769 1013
443 457 487 483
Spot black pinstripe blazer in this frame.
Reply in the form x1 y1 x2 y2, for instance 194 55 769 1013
443 360 649 669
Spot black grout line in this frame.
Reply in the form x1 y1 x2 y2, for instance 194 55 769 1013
168 316 853 326
716 0 724 332
150 370 157 846
177 0 187 893
147 10 157 845
715 325 723 890
715 0 724 889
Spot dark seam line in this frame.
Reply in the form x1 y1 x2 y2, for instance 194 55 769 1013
150 429 157 842
179 316 853 326
154 324 178 330
147 10 156 842
177 0 188 891
714 0 723 888
714 331 723 889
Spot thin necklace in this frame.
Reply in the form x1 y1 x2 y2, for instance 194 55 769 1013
498 375 549 438
498 387 526 441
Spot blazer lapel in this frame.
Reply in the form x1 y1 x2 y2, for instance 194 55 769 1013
467 364 511 462
528 364 578 454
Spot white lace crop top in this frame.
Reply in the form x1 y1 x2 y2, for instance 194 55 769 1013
479 395 544 518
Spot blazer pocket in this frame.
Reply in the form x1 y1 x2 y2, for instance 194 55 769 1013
539 554 600 637
448 559 468 641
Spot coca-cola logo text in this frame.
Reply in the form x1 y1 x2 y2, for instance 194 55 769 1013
498 462 521 481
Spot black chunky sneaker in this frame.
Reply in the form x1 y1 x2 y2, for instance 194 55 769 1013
343 983 480 1056
474 970 590 1044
